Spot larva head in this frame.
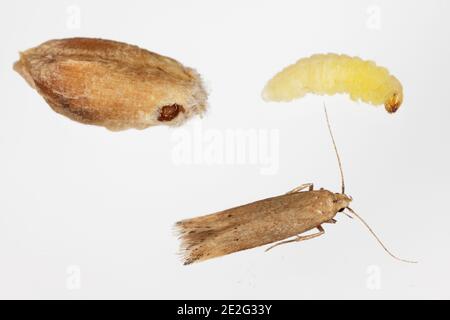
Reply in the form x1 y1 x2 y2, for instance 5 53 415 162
384 91 403 113
384 76 403 113
333 193 352 212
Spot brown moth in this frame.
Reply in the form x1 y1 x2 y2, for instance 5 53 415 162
175 107 416 265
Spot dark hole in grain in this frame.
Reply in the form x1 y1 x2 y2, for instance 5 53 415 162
158 104 184 121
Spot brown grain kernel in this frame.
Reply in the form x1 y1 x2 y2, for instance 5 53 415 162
14 38 207 131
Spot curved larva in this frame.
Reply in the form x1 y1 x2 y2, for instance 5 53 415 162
262 53 403 113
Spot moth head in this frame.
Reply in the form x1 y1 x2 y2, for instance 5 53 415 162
334 193 352 212
384 91 403 113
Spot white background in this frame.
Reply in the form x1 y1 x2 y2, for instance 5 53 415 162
0 0 449 299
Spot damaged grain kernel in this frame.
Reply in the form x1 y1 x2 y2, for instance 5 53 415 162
14 38 207 131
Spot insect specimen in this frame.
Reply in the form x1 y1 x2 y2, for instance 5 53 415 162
175 106 415 265
262 54 403 113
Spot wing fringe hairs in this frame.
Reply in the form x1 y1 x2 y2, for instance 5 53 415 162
174 206 256 265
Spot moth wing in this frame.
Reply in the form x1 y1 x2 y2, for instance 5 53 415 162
175 192 323 264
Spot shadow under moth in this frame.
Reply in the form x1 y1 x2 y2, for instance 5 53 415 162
175 107 416 265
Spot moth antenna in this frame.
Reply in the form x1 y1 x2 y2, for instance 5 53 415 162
346 207 417 264
323 103 345 194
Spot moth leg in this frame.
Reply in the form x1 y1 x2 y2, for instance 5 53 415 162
325 218 337 224
265 225 325 252
286 183 313 194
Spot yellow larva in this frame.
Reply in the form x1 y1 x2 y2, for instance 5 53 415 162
262 53 403 113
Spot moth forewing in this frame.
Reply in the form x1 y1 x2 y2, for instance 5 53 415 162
175 190 351 265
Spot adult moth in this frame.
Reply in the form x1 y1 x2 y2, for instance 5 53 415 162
175 107 415 265
262 53 403 113
14 38 207 131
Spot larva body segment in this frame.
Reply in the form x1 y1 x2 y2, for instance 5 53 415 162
262 54 403 113
175 190 351 264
